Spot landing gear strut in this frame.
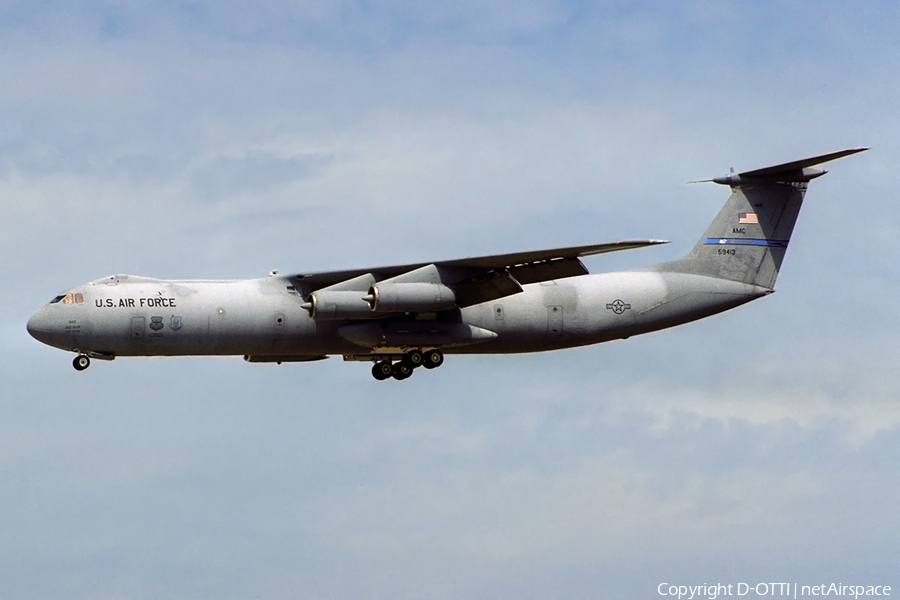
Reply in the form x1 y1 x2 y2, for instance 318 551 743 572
369 349 444 381
73 355 90 371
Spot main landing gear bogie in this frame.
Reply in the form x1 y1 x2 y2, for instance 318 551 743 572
371 349 444 381
73 355 90 371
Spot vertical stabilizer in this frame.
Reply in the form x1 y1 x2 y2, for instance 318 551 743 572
657 148 866 289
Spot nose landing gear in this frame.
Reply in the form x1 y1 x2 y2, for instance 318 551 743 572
73 355 90 371
370 349 444 381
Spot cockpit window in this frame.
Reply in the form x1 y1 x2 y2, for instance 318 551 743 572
51 293 84 305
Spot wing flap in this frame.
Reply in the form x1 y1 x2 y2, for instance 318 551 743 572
509 256 588 285
453 269 524 307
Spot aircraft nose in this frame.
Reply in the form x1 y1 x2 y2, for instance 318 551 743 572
26 308 53 344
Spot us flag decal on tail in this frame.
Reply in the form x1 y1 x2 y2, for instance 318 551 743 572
738 212 758 224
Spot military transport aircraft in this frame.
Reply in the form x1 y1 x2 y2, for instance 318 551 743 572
27 148 865 380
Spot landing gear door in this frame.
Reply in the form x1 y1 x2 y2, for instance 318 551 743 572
132 316 145 339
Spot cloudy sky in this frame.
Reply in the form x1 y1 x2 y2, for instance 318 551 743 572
2 1 898 598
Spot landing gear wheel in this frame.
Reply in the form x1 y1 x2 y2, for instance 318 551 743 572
372 361 393 381
73 355 90 371
392 361 413 380
423 349 444 369
405 349 424 368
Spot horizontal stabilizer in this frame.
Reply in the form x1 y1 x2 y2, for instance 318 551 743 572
691 147 868 186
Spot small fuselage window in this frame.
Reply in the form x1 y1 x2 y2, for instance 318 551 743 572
50 293 84 305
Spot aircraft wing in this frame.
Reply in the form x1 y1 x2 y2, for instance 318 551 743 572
288 239 667 308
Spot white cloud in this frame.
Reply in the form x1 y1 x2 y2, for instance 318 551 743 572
604 368 900 446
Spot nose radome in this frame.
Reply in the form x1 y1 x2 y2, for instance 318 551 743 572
26 309 52 342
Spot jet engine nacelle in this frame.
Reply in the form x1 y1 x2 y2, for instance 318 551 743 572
302 290 377 320
365 282 457 313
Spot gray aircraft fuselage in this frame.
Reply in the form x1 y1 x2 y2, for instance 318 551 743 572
27 271 765 356
26 148 865 380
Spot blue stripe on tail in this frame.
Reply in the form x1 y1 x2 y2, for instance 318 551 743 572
704 238 789 248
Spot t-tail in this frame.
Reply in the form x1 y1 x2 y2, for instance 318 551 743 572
657 148 867 289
